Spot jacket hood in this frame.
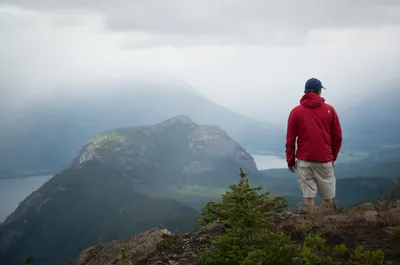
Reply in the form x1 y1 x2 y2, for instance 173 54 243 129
300 92 325 109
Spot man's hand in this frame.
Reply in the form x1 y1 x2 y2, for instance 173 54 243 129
288 163 296 173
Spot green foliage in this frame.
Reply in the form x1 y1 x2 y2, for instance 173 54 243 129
199 168 287 228
198 169 395 265
392 225 400 237
156 235 180 251
349 246 384 265
117 248 134 265
299 220 313 233
303 234 326 250
298 233 393 265
198 168 300 265
25 255 34 265
298 229 395 265
0 162 200 265
301 234 341 265
200 230 300 265
332 244 348 255
298 232 396 265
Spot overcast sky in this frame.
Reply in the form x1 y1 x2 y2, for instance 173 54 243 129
1 0 399 124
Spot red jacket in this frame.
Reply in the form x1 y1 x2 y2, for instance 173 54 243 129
286 92 342 166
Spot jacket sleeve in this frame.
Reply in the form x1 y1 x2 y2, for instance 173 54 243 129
331 108 343 162
285 109 297 166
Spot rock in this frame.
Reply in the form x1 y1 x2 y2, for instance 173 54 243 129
390 200 400 209
196 221 224 233
323 215 349 223
348 203 379 222
67 228 171 265
161 115 194 126
181 161 213 175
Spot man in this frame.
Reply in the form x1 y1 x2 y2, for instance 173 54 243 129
285 78 342 206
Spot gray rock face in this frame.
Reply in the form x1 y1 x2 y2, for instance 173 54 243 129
72 116 258 173
161 115 195 126
181 161 213 175
65 228 171 265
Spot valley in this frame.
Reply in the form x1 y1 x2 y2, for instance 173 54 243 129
1 115 398 265
0 154 285 224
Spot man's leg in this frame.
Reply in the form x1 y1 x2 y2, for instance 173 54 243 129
314 161 336 207
304 197 315 206
297 160 317 206
322 198 333 207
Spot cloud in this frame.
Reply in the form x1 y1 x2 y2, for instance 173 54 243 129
3 0 400 45
0 1 399 124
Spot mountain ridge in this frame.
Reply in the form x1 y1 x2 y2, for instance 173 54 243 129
0 81 280 179
0 116 263 265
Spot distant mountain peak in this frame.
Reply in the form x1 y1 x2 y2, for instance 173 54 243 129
160 115 194 126
73 117 257 175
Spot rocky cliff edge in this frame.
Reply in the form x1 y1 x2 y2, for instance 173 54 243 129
65 202 400 265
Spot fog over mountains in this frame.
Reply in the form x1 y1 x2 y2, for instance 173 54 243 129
1 1 400 264
0 80 284 179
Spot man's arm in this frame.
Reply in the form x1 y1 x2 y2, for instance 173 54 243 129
286 108 297 170
331 108 343 162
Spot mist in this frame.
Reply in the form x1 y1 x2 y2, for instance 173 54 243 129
0 3 400 264
0 1 399 126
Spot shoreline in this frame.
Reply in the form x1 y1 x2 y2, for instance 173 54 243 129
0 173 54 180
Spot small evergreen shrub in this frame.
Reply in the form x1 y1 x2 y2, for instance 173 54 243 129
198 168 300 265
349 246 384 265
197 169 395 265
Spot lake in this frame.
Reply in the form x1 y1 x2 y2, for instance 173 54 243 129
0 175 53 223
251 154 287 170
0 155 286 223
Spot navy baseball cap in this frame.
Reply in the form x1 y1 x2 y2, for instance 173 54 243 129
304 78 326 92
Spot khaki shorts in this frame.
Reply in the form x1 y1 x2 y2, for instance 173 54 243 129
296 159 336 199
